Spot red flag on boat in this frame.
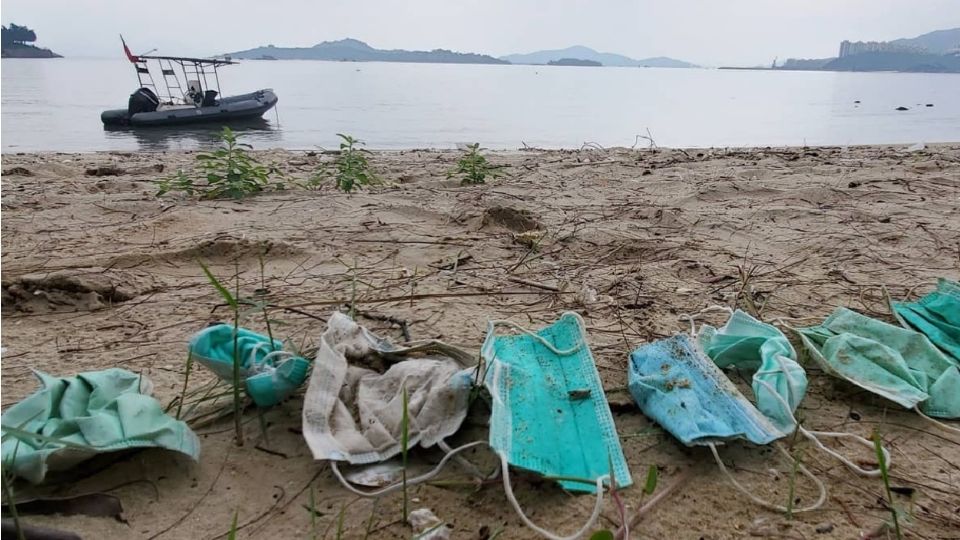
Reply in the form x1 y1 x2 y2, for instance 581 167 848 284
120 35 139 63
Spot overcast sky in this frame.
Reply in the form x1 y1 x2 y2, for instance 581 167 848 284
3 0 959 66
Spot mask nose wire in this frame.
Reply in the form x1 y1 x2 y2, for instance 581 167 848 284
708 442 827 513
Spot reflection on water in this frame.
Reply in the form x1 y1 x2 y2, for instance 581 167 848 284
102 118 281 152
3 58 960 152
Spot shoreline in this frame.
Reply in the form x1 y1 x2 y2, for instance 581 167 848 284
2 144 959 539
4 140 959 157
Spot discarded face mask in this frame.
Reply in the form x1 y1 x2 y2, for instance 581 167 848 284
189 324 311 407
891 278 960 363
696 308 807 434
303 312 480 495
483 312 630 539
696 307 887 477
796 307 960 422
629 332 826 513
1 369 200 484
631 332 787 446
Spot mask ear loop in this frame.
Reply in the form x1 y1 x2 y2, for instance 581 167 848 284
754 358 890 478
329 440 489 498
681 305 735 337
913 406 960 435
437 439 500 480
486 320 584 356
499 452 607 540
708 442 826 513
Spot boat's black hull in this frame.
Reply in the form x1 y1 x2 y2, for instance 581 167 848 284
101 89 277 127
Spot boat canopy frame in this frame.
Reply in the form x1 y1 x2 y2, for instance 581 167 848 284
130 51 235 105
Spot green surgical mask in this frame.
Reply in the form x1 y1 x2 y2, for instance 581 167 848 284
892 278 960 363
797 307 960 420
697 309 806 434
693 307 886 478
483 313 631 539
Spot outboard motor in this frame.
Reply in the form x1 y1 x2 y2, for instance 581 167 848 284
202 90 218 107
127 87 159 116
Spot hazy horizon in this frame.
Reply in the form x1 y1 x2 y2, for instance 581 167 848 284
3 0 960 66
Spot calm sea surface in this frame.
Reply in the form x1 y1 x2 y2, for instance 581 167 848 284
2 58 959 152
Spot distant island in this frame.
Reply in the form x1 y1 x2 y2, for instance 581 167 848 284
501 45 697 68
727 28 960 73
2 24 61 58
226 38 507 64
547 58 602 67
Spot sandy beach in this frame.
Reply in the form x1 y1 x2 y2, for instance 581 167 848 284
2 144 959 539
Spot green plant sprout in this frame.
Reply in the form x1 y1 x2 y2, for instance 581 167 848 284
448 143 503 185
157 126 283 199
313 134 380 192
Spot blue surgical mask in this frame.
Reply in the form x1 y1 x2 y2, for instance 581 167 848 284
189 324 311 407
630 333 786 446
628 332 827 513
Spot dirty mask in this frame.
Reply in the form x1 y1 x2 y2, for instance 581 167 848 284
891 278 960 363
697 308 807 434
796 307 960 423
695 307 887 477
1 369 200 484
629 331 826 513
483 312 630 540
302 312 484 499
189 324 311 408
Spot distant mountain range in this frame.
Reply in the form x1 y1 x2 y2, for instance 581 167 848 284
227 38 507 64
500 45 696 68
890 28 960 54
777 28 960 73
226 38 697 68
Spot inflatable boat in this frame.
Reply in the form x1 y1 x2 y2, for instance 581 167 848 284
101 37 278 128
101 88 278 127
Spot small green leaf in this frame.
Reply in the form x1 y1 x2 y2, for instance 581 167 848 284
589 530 615 540
227 509 239 540
644 464 658 495
199 261 237 309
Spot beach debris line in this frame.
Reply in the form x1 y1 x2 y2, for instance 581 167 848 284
2 166 33 176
